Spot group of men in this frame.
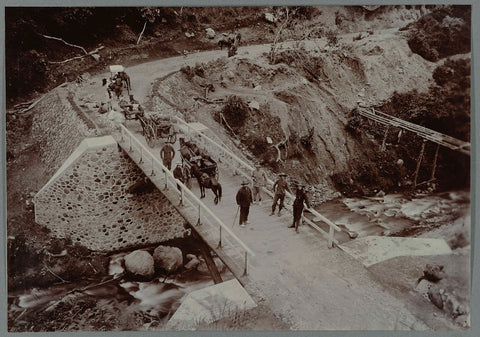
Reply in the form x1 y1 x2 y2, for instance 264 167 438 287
236 165 311 232
162 138 311 233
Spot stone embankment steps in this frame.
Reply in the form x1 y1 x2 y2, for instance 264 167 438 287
115 128 429 330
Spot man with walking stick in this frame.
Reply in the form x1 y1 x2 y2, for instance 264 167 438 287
236 179 253 228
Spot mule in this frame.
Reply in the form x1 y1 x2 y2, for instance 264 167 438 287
191 163 222 204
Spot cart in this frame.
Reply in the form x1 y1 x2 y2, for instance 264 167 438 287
109 65 125 80
120 102 144 121
179 140 218 179
138 114 176 147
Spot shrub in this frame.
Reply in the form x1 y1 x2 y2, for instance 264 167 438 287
326 30 339 47
221 95 249 129
243 134 269 156
180 65 195 80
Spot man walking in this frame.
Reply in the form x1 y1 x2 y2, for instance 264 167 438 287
270 173 291 216
251 164 267 204
160 141 175 170
236 179 253 227
289 182 311 233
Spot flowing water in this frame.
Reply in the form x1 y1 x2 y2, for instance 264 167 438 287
12 251 234 328
311 189 470 242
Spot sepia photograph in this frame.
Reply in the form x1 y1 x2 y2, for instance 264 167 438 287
3 3 473 332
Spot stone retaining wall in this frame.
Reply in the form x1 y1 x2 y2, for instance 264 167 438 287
31 88 96 176
34 137 188 251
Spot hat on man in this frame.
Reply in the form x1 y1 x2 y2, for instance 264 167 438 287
279 172 287 176
176 162 182 166
241 179 250 186
255 163 261 168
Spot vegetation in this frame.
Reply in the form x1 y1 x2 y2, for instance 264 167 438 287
404 5 471 61
221 95 249 129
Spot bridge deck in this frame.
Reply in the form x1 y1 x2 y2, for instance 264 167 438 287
115 126 429 330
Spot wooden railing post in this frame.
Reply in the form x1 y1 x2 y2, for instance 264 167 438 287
328 225 335 248
179 184 184 206
431 144 440 181
151 157 155 176
243 252 248 276
413 139 427 188
217 226 222 248
381 125 390 152
164 170 168 190
197 204 201 226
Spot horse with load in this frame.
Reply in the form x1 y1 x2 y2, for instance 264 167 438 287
179 138 221 204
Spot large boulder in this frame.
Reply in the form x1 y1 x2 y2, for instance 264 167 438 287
124 250 155 280
153 245 183 273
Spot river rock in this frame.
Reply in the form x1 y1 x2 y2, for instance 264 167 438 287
124 250 155 280
454 314 470 328
423 264 445 283
185 257 200 270
427 285 444 310
186 254 196 260
248 100 260 110
197 257 225 275
205 28 215 39
444 294 462 317
153 245 183 272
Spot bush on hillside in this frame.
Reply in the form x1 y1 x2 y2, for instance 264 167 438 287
221 95 249 129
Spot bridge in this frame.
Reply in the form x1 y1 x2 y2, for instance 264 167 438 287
355 107 470 187
114 115 428 330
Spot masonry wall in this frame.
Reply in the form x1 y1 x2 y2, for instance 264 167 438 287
34 142 188 251
31 89 96 176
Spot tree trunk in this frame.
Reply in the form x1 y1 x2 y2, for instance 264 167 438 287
137 21 147 45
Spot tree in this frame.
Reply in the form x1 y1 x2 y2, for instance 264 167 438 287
137 7 161 44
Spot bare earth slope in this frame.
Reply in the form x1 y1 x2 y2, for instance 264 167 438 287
151 28 436 190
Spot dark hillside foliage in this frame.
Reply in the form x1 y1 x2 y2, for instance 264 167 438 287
404 5 470 61
4 6 267 105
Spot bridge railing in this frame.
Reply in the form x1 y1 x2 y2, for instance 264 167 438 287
118 125 255 276
174 116 341 247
